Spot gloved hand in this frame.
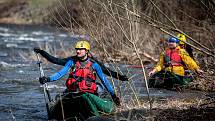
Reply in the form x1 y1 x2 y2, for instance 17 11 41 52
39 76 50 84
112 94 121 106
148 69 156 77
119 75 129 81
34 47 42 54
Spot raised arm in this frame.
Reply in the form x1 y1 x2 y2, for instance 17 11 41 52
34 48 128 81
34 48 69 66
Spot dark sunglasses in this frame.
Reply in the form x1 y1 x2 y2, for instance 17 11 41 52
75 48 86 50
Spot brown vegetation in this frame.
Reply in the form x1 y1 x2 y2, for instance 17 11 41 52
45 0 215 91
44 0 215 64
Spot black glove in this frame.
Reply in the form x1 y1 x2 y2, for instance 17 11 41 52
34 47 42 54
39 76 50 84
119 75 129 81
112 94 121 106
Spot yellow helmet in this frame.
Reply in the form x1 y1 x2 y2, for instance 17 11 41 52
75 40 90 51
177 34 186 45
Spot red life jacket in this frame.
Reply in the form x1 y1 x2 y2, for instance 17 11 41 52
66 60 97 93
164 48 183 67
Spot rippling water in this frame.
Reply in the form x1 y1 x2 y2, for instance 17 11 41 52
0 24 83 121
0 24 204 121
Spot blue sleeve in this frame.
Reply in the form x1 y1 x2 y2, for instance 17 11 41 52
92 63 115 96
49 60 74 81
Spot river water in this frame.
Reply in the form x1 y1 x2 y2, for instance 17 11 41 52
0 24 206 121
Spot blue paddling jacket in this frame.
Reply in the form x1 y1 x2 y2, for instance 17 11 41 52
49 58 115 96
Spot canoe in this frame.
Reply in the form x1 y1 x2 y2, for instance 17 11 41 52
48 92 94 121
48 92 114 121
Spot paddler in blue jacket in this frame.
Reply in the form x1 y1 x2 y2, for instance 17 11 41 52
39 40 120 118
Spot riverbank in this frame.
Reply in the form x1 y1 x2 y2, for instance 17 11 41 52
114 93 215 121
0 0 56 25
0 0 84 28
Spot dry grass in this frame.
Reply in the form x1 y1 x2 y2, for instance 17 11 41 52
110 95 214 121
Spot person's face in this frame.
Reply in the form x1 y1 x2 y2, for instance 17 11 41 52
76 48 87 58
168 42 177 49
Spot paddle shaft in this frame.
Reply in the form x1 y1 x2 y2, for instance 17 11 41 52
36 53 51 119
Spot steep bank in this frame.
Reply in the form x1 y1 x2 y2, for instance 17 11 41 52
0 0 56 25
0 0 82 26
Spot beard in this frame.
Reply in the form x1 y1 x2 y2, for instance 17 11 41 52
77 53 88 60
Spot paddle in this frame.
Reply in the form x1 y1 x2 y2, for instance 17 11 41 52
35 53 51 119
